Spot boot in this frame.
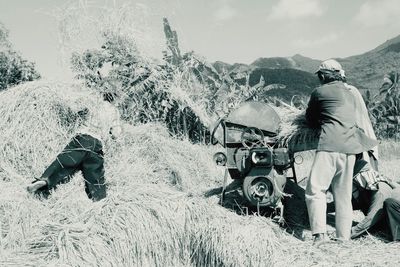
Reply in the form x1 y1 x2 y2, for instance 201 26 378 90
27 179 47 193
312 233 329 245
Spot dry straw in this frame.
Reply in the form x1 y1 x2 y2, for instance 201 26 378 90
0 81 285 266
273 104 320 152
1 81 399 267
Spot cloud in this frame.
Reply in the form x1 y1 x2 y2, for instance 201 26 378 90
214 1 237 22
268 0 324 20
354 0 400 27
293 33 339 48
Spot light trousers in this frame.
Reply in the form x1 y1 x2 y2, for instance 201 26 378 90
305 151 355 240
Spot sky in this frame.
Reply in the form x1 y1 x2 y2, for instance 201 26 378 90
1 0 400 79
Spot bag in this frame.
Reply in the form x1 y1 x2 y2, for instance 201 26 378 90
354 168 391 190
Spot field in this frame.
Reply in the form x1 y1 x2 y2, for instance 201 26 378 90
0 82 400 267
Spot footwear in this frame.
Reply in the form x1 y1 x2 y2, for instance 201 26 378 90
27 180 47 193
330 237 350 244
313 233 329 245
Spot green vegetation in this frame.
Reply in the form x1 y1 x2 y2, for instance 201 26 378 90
70 19 218 143
0 22 40 91
365 72 400 140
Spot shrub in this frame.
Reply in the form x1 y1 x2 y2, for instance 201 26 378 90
0 22 40 91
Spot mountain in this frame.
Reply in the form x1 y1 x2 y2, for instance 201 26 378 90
212 54 320 74
211 55 321 101
290 54 321 73
249 54 321 73
212 33 400 99
338 34 400 93
250 57 294 69
370 35 400 53
212 61 233 73
246 68 319 101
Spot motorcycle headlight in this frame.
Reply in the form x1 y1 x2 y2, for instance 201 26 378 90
251 150 273 166
213 152 227 166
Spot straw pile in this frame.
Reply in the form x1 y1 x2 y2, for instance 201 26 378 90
1 81 400 267
0 81 288 266
0 81 97 180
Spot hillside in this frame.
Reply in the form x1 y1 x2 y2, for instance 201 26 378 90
370 34 400 53
245 68 319 101
213 34 400 97
250 55 320 74
212 57 320 102
339 34 400 93
212 54 320 74
251 57 295 69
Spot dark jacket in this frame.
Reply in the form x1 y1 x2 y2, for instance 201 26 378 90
306 81 378 154
351 181 394 238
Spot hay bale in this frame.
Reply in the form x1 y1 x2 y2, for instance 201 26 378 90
0 81 103 179
106 123 223 194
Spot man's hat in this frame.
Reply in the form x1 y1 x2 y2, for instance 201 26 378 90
315 59 345 78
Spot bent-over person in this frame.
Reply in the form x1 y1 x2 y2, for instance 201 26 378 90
350 158 400 238
27 93 121 201
384 197 400 241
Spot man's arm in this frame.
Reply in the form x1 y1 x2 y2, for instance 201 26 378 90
346 84 379 161
305 90 320 128
351 182 393 238
105 103 123 139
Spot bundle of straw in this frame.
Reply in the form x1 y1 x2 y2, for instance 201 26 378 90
106 123 223 194
0 81 101 180
273 105 320 152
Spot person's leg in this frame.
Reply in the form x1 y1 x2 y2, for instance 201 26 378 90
305 151 337 236
81 137 106 201
331 153 355 240
384 198 400 241
351 182 392 239
42 137 88 189
28 135 88 193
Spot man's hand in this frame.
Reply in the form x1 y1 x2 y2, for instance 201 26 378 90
109 125 123 140
387 179 399 189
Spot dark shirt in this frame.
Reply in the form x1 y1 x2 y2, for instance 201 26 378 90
306 81 378 154
328 181 400 238
351 182 394 238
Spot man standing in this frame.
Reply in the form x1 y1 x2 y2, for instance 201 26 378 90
305 59 378 243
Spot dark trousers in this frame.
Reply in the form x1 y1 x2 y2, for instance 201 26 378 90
384 198 400 241
40 134 106 201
